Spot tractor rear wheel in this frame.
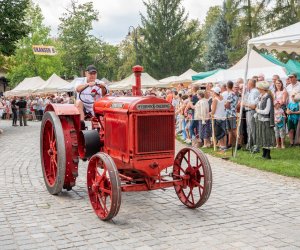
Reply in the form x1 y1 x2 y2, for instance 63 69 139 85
87 153 121 221
173 147 212 208
40 112 79 194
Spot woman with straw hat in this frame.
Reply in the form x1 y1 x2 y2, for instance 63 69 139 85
255 81 275 159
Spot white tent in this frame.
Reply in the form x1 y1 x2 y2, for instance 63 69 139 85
177 69 198 82
159 69 198 86
248 22 300 54
110 73 168 90
4 76 46 97
34 73 70 94
101 77 111 85
57 77 83 92
194 50 287 84
159 76 179 85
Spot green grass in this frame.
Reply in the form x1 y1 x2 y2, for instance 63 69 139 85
177 136 300 179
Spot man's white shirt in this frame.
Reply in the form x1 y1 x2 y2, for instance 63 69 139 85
286 81 300 102
75 77 107 114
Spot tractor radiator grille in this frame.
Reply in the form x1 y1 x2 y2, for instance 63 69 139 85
136 115 174 154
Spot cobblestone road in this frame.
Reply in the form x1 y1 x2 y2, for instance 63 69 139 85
0 120 300 250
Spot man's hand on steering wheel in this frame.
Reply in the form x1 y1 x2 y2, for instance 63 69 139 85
79 81 107 104
87 81 96 87
95 82 107 95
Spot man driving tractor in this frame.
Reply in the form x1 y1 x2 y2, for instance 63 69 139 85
75 65 108 128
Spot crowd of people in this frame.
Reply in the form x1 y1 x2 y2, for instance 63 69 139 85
0 94 74 126
1 71 299 160
169 73 300 159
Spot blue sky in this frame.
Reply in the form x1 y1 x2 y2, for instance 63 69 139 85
33 0 223 44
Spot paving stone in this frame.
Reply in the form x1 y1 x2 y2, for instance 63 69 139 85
0 120 300 249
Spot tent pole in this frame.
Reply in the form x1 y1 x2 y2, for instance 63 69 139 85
234 45 252 158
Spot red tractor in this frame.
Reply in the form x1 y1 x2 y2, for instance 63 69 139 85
40 66 212 221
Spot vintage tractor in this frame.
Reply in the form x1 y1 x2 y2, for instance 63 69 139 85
40 66 212 221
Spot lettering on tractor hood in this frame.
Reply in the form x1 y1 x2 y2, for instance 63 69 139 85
136 103 171 110
110 103 124 108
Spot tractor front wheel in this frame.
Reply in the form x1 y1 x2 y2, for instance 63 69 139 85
173 147 212 208
87 153 121 221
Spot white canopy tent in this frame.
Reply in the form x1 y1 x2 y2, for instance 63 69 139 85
177 69 198 82
248 22 300 54
110 73 169 90
34 73 70 94
159 76 178 86
194 50 287 84
57 77 83 92
234 22 300 157
101 77 111 85
159 69 198 86
4 76 46 97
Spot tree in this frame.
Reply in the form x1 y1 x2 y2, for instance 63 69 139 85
93 42 121 81
266 0 300 30
197 6 222 70
116 28 147 80
223 0 268 64
201 6 222 41
117 38 136 80
204 4 229 71
0 0 30 56
7 1 63 86
140 0 201 79
58 1 100 77
234 0 271 38
224 0 248 64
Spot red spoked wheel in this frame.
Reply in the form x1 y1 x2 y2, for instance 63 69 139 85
173 147 212 208
40 112 66 194
87 153 121 221
40 112 79 194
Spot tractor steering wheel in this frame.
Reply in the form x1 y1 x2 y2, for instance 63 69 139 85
78 84 102 105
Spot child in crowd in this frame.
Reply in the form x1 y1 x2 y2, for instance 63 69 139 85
286 92 300 147
274 101 286 148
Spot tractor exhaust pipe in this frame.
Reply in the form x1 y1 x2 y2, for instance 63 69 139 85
132 65 143 96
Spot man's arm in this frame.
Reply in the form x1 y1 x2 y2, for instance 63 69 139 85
76 80 107 95
97 84 107 96
76 82 92 93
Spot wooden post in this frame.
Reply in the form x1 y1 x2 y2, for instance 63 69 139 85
211 116 217 151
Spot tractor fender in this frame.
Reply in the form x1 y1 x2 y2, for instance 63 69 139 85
44 103 81 132
45 103 80 116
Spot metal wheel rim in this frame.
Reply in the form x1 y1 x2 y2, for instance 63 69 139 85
173 147 212 208
87 153 121 220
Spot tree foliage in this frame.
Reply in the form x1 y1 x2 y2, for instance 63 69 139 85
266 0 300 30
140 0 201 79
233 0 271 38
93 42 121 81
58 1 99 77
198 6 222 70
204 3 229 71
0 0 30 56
7 1 63 86
117 38 136 80
2 0 300 84
200 0 299 67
